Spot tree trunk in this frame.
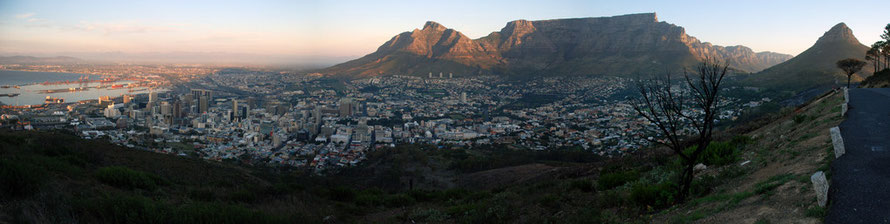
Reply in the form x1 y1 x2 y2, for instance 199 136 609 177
677 159 696 203
848 74 852 88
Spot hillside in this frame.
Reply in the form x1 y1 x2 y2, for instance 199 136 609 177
744 23 872 91
0 88 846 223
323 13 791 78
0 56 83 64
860 69 890 88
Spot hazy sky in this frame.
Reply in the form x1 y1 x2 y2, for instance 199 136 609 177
1 0 888 64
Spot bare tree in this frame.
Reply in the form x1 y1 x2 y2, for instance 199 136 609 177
836 58 867 88
631 58 729 203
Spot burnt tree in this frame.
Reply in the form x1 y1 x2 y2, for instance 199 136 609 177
631 58 729 203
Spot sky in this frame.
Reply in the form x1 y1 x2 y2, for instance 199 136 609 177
1 0 888 65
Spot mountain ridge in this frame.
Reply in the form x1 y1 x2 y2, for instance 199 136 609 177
323 13 792 78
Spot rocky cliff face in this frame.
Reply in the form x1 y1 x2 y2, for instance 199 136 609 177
324 13 791 77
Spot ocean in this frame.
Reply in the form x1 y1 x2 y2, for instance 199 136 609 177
0 70 163 106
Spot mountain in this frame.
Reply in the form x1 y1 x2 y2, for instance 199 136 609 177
0 55 83 64
744 23 872 90
323 13 791 78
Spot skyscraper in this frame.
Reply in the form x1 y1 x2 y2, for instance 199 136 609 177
339 98 353 118
232 99 240 117
199 96 209 114
160 101 171 116
149 90 157 103
191 89 212 106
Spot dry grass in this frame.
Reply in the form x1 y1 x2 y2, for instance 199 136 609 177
655 89 844 223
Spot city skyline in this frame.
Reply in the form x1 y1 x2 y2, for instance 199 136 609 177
1 0 888 65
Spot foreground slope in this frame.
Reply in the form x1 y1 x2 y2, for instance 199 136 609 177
324 13 791 77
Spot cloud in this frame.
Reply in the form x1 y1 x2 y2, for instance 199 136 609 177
74 21 183 35
15 13 35 19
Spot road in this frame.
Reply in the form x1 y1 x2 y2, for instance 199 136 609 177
826 88 890 223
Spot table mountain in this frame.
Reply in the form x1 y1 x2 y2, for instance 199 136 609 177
744 23 872 90
323 13 791 78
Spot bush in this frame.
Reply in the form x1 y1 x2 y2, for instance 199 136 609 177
0 159 46 197
383 194 416 207
95 166 168 190
326 186 356 202
227 189 257 202
569 179 595 192
75 193 291 224
598 170 639 190
793 114 808 124
700 141 739 166
683 141 740 166
805 206 827 218
629 182 676 208
354 194 383 207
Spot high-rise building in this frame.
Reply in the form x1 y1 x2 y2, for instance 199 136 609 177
191 89 212 101
160 101 171 116
172 100 182 119
98 95 112 106
199 96 209 114
232 99 240 117
148 90 157 103
339 98 354 117
461 92 467 103
122 94 133 104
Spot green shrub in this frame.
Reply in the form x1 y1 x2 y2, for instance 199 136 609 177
354 193 383 207
538 193 561 208
227 189 257 202
570 179 595 192
326 186 356 202
383 194 415 207
408 208 450 222
188 188 216 201
171 202 289 224
0 159 46 197
75 193 290 224
598 170 639 190
805 206 827 218
629 182 676 208
793 114 808 124
75 193 169 224
95 166 168 190
683 141 740 166
700 141 739 166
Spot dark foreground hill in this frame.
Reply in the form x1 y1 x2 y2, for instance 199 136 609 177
323 13 791 78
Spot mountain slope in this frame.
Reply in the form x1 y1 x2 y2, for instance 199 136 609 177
324 13 791 78
0 56 83 64
744 23 872 90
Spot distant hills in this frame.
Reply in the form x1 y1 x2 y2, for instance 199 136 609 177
0 55 83 64
744 23 872 90
323 13 792 78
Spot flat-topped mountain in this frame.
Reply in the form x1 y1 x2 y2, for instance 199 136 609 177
744 23 872 90
323 13 791 78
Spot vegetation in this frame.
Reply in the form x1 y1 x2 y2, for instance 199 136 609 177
865 24 890 72
836 58 866 88
631 58 729 202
